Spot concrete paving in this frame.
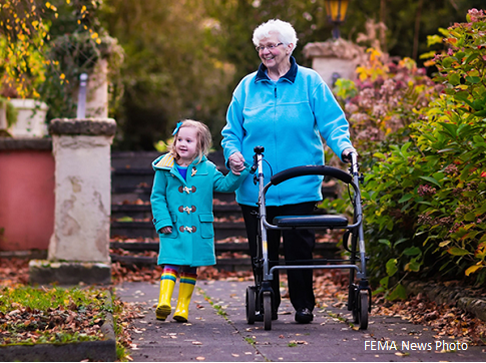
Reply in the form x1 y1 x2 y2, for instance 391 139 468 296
115 280 486 362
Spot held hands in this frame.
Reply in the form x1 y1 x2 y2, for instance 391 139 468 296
161 226 172 234
228 151 246 175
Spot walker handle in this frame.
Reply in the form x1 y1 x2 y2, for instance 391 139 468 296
270 165 352 186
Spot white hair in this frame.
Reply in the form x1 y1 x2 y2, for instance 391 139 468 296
252 19 299 53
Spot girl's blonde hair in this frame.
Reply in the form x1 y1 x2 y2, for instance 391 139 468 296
171 119 212 164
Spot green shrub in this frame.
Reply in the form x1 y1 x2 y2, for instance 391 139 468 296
335 9 486 299
412 8 486 282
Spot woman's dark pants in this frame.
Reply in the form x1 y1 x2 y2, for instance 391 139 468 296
240 202 317 313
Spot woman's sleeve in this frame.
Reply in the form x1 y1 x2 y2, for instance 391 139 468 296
150 170 173 232
213 162 250 193
221 95 244 164
313 81 356 160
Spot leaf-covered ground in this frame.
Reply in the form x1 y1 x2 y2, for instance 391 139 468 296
0 285 107 345
0 258 139 361
1 256 484 363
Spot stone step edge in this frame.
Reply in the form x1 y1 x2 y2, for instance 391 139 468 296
0 291 116 362
110 241 339 252
404 280 486 322
111 254 251 267
111 204 240 212
111 187 239 196
111 221 246 229
110 254 344 267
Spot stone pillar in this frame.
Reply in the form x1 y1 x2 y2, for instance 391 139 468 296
303 38 366 87
29 118 116 285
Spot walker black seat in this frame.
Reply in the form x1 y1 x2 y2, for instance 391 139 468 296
273 214 348 228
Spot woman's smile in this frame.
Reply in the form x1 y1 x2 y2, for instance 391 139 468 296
257 33 291 79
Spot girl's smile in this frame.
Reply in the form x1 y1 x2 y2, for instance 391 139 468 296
175 127 199 166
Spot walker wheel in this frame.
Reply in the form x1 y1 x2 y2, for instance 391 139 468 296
352 304 359 324
246 286 256 324
263 292 272 331
350 286 359 323
358 290 369 330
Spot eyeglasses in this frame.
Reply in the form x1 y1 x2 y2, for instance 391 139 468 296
255 42 283 52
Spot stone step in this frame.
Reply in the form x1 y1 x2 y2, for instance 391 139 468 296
111 151 160 170
111 241 248 252
109 150 341 272
110 240 338 256
110 239 339 272
111 169 154 191
110 254 251 271
111 150 227 171
111 202 241 218
111 187 236 204
111 221 247 240
111 151 227 179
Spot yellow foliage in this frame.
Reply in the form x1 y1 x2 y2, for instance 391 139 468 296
355 48 390 82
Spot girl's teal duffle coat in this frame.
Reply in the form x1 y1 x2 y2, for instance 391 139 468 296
150 153 249 267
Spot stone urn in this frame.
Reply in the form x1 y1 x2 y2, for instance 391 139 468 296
8 98 49 138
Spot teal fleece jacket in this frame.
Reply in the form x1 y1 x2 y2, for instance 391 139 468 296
221 57 355 207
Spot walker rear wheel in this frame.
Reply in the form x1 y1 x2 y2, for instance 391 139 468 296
246 287 256 324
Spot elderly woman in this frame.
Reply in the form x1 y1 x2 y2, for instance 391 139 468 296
221 19 356 324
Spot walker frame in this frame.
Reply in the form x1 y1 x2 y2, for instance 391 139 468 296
245 146 371 331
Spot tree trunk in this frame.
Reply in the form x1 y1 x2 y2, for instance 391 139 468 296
413 0 424 60
380 0 387 52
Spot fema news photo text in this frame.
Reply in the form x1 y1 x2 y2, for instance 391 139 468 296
364 340 468 352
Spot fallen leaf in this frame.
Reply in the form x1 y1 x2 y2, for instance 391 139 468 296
395 352 410 356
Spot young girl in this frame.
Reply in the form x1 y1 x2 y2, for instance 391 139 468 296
150 119 249 322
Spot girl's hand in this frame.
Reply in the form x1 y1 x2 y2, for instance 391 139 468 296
161 226 173 234
229 151 245 175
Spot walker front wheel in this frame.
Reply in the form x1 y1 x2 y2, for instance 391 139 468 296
358 290 369 330
263 292 272 331
246 287 256 324
350 285 359 323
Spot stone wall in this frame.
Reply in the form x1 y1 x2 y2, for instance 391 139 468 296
0 138 55 251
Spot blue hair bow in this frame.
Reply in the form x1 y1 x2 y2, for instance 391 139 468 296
172 121 183 136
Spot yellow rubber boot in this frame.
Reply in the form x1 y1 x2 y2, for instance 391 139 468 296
173 272 197 322
156 267 178 321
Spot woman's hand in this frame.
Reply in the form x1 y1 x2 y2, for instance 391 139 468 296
342 148 357 163
161 226 173 234
229 151 246 175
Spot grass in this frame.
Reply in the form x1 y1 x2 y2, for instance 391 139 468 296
197 287 229 320
0 285 109 346
244 337 256 345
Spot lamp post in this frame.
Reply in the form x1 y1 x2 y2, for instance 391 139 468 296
324 0 350 39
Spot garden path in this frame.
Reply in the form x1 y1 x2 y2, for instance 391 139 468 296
116 280 485 362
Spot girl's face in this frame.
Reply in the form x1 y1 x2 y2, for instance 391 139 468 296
175 126 199 166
